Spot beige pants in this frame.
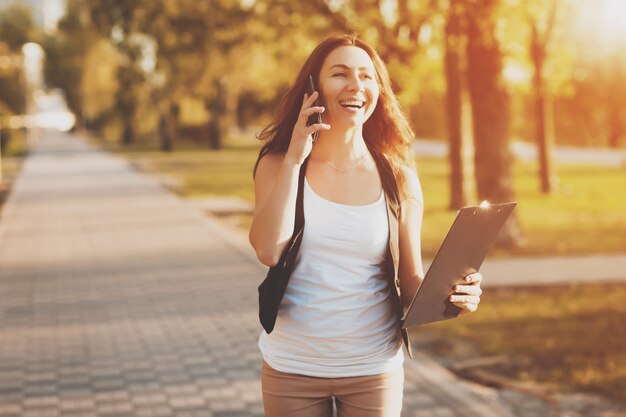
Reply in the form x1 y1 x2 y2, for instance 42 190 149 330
261 361 404 417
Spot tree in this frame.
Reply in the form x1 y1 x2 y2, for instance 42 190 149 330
444 0 475 209
0 56 26 116
43 0 101 130
526 0 560 193
115 44 145 145
0 2 35 153
607 55 624 148
0 3 35 52
0 67 26 153
86 0 246 150
466 0 524 247
85 0 149 145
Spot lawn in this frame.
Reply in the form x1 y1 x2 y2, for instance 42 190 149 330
0 130 28 210
1 129 28 175
109 136 626 258
409 282 626 403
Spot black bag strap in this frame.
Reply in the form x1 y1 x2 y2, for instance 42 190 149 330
294 157 308 233
274 157 308 267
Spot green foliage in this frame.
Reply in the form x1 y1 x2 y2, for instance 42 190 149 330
0 72 24 155
41 35 83 119
42 0 110 127
0 67 25 115
42 0 626 149
0 2 35 124
0 2 35 51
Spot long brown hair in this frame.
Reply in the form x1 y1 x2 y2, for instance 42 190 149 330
253 34 416 199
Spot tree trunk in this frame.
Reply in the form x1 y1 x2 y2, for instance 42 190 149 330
159 103 178 152
608 56 623 148
445 0 474 209
0 128 10 154
159 115 171 152
466 0 524 248
608 110 622 148
205 77 228 150
207 119 220 150
122 116 134 146
225 82 240 138
531 24 555 193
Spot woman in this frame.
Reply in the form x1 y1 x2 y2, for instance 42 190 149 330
249 34 483 417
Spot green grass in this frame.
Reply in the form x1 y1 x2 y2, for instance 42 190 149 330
1 130 28 181
0 130 28 211
416 158 626 257
409 282 626 402
108 136 626 258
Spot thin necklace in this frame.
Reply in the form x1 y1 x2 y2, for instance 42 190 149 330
312 156 368 173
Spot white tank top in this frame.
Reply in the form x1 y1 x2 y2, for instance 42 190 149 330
258 176 404 378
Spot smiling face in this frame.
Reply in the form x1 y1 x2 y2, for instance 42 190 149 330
318 46 380 129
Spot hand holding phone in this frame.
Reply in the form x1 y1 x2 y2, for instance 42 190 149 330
306 75 323 142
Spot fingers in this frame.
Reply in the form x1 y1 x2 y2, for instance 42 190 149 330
299 93 323 126
301 91 319 111
463 272 482 284
452 272 482 296
450 273 482 313
453 284 482 296
450 294 480 314
302 106 325 118
457 303 478 314
305 122 331 137
449 294 480 304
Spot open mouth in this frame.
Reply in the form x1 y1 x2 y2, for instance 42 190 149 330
339 100 365 109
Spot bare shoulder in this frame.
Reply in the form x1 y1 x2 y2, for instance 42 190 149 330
255 152 286 180
397 164 424 207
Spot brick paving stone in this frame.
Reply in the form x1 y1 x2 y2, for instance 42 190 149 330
94 401 134 415
59 398 96 412
0 404 22 415
22 410 61 417
61 412 98 417
93 392 129 404
168 395 205 410
0 131 520 416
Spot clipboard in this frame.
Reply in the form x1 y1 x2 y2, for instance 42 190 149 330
402 201 517 328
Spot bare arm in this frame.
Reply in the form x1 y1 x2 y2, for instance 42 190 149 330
397 166 425 312
248 154 300 266
248 92 329 266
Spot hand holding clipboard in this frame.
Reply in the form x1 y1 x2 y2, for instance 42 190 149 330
402 201 517 328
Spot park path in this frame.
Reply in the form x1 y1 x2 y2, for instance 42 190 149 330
412 138 626 167
0 130 518 416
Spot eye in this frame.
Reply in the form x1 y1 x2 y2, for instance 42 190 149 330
333 72 346 77
361 73 373 80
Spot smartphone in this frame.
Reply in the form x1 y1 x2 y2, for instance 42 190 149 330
306 75 322 142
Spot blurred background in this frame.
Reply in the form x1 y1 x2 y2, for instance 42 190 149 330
1 0 625 414
3 0 626 254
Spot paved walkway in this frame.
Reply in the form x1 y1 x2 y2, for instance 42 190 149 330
0 131 520 416
412 139 626 167
480 254 626 287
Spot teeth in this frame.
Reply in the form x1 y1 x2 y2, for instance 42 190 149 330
340 100 364 108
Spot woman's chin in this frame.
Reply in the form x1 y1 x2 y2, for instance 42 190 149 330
327 114 366 129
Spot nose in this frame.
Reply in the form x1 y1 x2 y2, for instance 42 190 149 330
348 73 365 92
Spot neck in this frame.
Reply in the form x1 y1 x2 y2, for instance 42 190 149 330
310 125 369 164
